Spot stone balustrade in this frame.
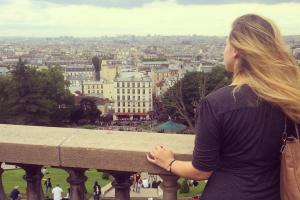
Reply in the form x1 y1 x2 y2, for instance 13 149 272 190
0 124 194 200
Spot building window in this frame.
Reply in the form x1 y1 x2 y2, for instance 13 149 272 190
128 108 130 112
101 90 103 93
97 90 99 94
88 90 90 94
149 89 151 94
122 82 125 87
123 102 125 106
133 103 135 107
133 89 135 94
118 108 120 112
138 96 140 100
128 102 130 106
97 85 99 89
138 109 140 113
122 89 125 93
128 96 130 100
138 89 140 94
143 109 146 113
117 82 120 87
127 82 130 87
101 85 103 89
122 96 125 100
137 83 140 87
132 83 135 87
123 108 125 112
133 96 135 100
127 89 130 93
133 108 135 113
118 102 120 106
117 89 120 94
143 89 145 94
138 102 140 107
117 96 120 100
143 102 145 107
143 82 145 87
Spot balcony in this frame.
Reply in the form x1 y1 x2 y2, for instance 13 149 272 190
0 124 194 200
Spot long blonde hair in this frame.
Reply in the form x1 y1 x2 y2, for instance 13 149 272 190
229 14 300 123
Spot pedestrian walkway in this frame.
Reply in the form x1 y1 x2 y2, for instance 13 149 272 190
90 172 163 200
102 187 162 199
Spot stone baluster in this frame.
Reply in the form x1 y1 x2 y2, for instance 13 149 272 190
0 163 8 200
160 174 180 200
20 164 45 200
109 171 133 200
65 168 87 200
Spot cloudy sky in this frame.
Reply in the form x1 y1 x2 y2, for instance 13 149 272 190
0 0 300 37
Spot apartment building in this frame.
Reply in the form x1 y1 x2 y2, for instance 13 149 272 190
113 72 153 121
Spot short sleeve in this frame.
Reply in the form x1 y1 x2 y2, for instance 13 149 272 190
192 98 221 172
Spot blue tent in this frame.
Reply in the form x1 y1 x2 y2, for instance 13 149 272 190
154 120 187 133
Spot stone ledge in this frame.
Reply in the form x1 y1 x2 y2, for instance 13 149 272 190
0 124 194 174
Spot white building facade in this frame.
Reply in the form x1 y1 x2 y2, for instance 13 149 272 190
113 72 153 121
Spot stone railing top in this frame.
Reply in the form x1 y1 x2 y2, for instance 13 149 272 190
0 124 195 174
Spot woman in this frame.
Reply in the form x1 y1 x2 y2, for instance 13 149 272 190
147 14 300 200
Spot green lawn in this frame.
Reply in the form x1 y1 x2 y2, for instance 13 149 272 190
2 168 205 198
2 167 111 198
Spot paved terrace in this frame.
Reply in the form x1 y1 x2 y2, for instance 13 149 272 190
0 124 194 200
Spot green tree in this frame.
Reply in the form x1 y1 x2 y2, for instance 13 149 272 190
92 56 102 81
0 60 74 126
161 66 231 132
70 98 101 124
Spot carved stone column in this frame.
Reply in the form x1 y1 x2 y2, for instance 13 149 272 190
65 168 87 200
109 171 133 200
0 163 8 200
160 174 180 200
20 164 45 200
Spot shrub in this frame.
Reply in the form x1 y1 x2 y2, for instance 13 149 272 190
179 179 190 193
102 172 110 180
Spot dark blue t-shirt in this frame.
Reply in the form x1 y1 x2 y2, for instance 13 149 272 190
192 85 298 200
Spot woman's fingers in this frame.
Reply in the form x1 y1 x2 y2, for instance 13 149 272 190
146 153 156 163
149 151 156 159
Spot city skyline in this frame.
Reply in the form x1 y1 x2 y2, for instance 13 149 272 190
0 0 300 37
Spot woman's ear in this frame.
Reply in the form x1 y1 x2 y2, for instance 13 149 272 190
233 48 239 58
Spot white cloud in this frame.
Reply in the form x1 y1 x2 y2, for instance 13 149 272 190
0 0 299 37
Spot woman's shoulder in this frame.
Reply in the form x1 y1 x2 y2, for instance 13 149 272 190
206 85 235 100
201 84 259 115
206 84 256 102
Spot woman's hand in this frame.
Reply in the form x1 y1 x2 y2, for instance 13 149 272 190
147 145 175 170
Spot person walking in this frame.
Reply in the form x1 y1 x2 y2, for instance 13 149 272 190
44 178 52 193
147 14 300 200
135 173 141 193
9 186 21 200
52 184 63 200
93 181 101 200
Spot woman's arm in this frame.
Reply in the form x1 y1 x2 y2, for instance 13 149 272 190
147 145 212 180
169 160 212 180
